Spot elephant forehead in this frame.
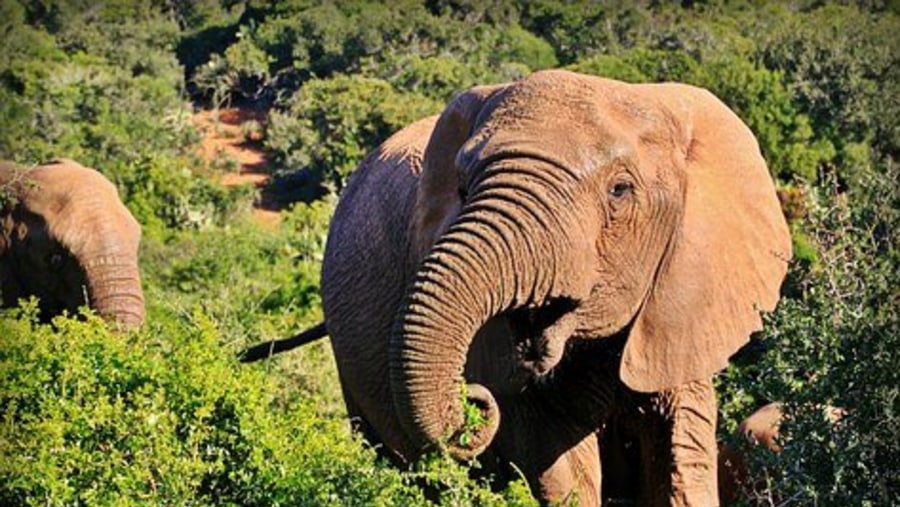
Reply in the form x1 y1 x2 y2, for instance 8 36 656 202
472 71 672 171
28 162 122 204
461 106 641 180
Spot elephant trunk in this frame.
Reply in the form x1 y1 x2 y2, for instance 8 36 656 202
68 212 144 329
83 253 145 328
391 161 575 460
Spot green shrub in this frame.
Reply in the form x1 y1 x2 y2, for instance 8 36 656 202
567 54 650 83
755 4 899 161
0 304 410 506
165 0 243 32
1 51 187 166
145 205 327 321
374 54 483 101
495 24 558 71
265 75 441 193
761 165 899 504
139 208 337 412
193 24 272 106
517 0 617 63
116 155 253 239
202 2 552 104
0 301 536 506
424 0 522 26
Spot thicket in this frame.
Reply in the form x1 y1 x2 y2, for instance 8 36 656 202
1 1 897 505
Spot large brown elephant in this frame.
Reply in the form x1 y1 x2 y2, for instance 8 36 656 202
0 159 144 327
245 70 791 505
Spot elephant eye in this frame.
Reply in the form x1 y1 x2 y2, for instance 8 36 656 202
458 186 468 202
608 181 634 200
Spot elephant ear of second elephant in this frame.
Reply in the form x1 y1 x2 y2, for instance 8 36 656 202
620 84 792 393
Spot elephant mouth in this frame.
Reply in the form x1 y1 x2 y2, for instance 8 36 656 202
506 297 578 377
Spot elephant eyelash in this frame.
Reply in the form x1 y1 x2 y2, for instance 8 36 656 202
458 186 468 201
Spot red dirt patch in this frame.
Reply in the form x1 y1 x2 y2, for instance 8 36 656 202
191 106 281 228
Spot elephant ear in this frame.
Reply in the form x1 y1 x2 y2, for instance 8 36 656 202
412 83 508 257
620 84 792 393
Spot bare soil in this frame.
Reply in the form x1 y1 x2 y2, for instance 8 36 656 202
191 106 282 228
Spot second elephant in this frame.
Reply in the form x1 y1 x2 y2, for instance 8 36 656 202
0 159 144 327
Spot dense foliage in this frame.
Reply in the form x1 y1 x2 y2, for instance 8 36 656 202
1 1 897 505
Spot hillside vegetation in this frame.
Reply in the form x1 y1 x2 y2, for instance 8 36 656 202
1 1 897 505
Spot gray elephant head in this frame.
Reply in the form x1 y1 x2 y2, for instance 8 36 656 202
389 70 791 459
0 159 144 328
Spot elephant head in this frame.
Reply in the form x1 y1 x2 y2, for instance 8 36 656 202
0 159 144 328
389 70 791 459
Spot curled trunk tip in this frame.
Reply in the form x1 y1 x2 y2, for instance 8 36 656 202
445 383 501 461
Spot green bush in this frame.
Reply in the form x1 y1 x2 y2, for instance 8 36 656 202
568 54 651 83
0 301 535 506
755 4 899 161
517 0 618 63
265 75 441 192
199 2 553 104
374 54 484 101
494 24 558 71
0 304 404 506
113 155 253 239
193 24 272 107
144 203 329 330
1 49 187 167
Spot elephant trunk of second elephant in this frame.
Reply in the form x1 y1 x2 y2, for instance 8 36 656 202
83 253 145 328
391 164 575 460
66 210 144 328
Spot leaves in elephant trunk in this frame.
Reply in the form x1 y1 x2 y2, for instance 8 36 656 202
456 384 488 449
446 383 498 459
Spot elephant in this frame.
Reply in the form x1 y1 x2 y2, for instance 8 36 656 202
717 402 784 505
717 402 845 505
243 70 791 505
0 159 144 327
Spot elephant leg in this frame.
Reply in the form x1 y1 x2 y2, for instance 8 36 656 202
340 384 399 465
633 379 719 507
668 379 718 505
334 360 423 465
599 418 641 503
